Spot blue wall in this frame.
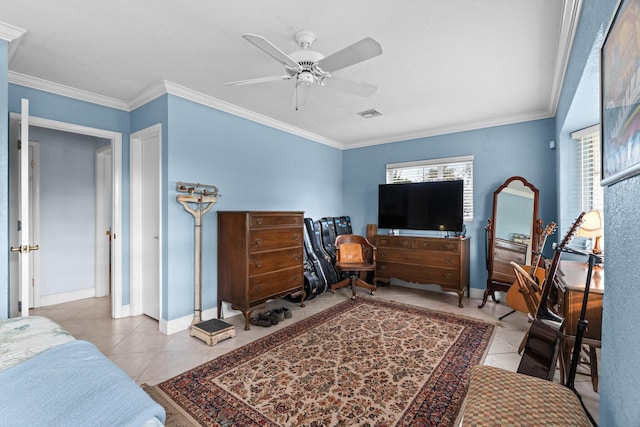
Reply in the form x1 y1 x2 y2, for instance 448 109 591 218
0 40 8 319
30 127 98 296
343 118 558 292
163 95 343 320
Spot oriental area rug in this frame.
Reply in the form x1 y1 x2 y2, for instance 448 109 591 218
156 297 495 426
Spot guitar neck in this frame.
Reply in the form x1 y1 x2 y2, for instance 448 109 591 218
535 215 584 321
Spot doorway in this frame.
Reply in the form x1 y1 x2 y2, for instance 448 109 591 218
8 113 124 318
130 124 162 321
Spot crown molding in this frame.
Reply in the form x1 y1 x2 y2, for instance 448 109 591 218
8 71 129 111
0 21 27 63
0 21 26 42
548 0 583 116
346 110 554 150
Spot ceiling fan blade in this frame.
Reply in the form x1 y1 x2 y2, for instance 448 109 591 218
292 83 311 110
316 37 382 73
242 34 303 72
323 76 377 97
225 75 292 86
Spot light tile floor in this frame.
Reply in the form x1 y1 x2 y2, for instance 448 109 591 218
31 285 599 422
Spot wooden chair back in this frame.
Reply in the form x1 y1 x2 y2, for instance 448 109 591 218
510 261 542 319
335 235 375 269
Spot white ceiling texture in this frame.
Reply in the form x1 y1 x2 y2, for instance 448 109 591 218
0 0 581 149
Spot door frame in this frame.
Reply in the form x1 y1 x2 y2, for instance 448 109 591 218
9 112 124 318
29 141 41 308
129 124 162 321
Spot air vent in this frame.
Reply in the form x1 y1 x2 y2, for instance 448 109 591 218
358 109 382 119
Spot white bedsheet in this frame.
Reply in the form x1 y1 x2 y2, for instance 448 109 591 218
0 316 75 371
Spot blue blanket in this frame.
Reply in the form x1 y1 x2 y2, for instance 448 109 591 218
0 340 165 427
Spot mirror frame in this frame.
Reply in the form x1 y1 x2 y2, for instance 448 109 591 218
479 176 541 309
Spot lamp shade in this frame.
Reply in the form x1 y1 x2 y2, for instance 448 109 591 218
577 210 603 238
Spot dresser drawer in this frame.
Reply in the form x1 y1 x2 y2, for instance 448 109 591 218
375 236 413 249
249 267 303 301
377 261 460 286
412 238 460 253
250 213 303 228
249 247 303 275
249 227 303 252
377 248 460 268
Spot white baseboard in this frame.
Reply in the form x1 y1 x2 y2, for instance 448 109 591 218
39 288 95 307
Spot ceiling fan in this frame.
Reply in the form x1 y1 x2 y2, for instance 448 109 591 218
225 30 383 109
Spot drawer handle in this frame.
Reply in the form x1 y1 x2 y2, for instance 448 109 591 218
255 284 263 291
445 259 452 265
294 275 300 282
421 242 427 248
444 273 452 280
446 244 453 250
380 265 388 271
380 252 386 258
255 261 263 268
294 217 300 223
255 238 263 245
402 241 409 247
256 218 263 225
292 234 299 241
380 239 388 245
293 255 300 261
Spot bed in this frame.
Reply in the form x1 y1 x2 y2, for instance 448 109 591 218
0 316 166 427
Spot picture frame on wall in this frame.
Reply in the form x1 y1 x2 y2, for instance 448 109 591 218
600 0 640 186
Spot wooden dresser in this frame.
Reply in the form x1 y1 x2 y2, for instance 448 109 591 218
217 211 305 330
373 235 470 307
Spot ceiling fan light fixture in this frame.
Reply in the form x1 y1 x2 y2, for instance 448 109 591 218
297 71 314 86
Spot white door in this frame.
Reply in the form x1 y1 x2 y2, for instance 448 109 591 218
130 124 162 321
95 146 112 298
10 99 38 317
140 137 160 319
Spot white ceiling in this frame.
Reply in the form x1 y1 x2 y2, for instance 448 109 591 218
0 0 580 149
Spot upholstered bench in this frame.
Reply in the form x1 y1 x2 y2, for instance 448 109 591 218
462 365 591 426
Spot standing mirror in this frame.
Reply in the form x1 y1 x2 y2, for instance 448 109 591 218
479 176 541 309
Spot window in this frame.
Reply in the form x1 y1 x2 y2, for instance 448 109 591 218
572 125 603 213
571 125 604 250
385 155 474 221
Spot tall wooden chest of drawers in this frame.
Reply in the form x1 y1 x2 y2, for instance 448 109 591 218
217 211 305 330
373 235 470 307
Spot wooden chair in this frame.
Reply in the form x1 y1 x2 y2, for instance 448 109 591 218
330 235 376 299
511 261 544 354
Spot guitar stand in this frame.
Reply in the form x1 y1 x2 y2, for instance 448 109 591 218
562 249 602 427
177 182 234 346
499 309 516 320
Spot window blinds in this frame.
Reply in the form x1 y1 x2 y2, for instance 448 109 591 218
386 155 474 221
572 127 603 213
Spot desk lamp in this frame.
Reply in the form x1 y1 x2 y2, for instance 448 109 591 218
577 210 603 255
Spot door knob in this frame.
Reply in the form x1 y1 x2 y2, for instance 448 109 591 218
10 245 39 254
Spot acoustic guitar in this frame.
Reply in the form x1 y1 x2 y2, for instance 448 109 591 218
505 222 557 313
517 213 585 380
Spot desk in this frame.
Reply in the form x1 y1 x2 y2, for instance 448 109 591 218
555 260 604 341
555 260 603 391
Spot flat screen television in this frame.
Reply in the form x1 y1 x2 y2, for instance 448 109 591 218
378 181 464 232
